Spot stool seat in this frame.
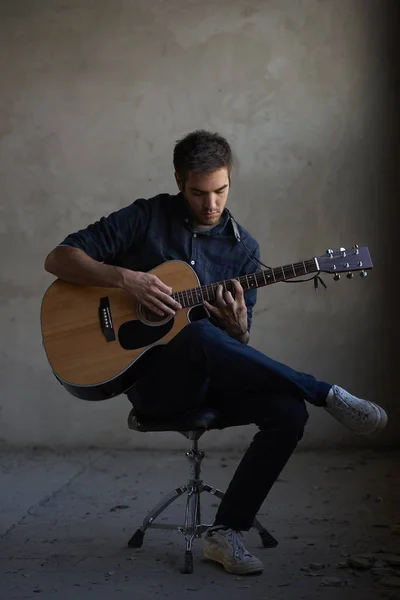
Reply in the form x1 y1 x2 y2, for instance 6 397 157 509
128 407 225 433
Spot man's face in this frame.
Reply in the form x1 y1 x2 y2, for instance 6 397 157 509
177 168 230 228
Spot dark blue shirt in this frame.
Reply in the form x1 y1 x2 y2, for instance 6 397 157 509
60 193 260 330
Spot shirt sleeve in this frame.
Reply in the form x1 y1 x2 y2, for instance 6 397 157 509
59 198 151 263
239 241 260 332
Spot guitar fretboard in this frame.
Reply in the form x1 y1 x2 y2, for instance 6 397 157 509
172 259 318 308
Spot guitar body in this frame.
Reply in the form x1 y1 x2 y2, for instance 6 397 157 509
41 260 201 400
41 246 372 401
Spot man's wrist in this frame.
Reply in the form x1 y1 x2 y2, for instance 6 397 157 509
226 325 250 344
236 330 250 344
114 266 130 289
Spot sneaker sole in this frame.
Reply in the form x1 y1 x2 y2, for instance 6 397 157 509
203 544 264 575
326 398 388 436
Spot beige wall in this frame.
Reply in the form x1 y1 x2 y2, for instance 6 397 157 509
0 0 398 449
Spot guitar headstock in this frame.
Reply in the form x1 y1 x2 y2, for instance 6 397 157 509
316 246 372 280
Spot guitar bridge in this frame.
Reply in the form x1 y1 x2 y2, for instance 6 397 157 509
99 297 116 342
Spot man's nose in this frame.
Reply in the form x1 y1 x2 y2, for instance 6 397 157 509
204 194 217 209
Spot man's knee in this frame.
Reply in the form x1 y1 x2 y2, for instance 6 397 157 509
294 402 309 441
179 318 218 342
289 399 309 432
258 395 309 437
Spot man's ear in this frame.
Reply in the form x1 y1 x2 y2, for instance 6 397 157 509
174 172 183 192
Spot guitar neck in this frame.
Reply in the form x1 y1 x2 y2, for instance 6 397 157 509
172 258 319 308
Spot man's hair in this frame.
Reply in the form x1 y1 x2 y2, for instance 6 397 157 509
173 130 233 182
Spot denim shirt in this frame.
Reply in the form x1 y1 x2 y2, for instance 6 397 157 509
60 193 260 330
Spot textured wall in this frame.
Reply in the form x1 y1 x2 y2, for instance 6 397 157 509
0 0 398 449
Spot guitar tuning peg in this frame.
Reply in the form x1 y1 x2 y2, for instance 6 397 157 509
360 270 368 278
333 274 341 281
353 244 360 255
339 247 345 252
346 272 354 279
326 249 333 256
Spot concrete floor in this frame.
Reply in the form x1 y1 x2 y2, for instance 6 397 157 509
0 445 399 600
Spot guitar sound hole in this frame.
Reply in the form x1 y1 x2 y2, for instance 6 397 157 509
138 305 172 325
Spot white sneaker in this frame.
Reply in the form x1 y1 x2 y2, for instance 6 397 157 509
203 527 264 575
325 385 388 435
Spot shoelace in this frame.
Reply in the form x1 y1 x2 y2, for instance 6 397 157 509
225 530 252 559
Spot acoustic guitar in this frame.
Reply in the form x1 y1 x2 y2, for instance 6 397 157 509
41 246 372 401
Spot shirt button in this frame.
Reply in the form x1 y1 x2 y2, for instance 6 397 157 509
193 233 197 238
191 260 195 265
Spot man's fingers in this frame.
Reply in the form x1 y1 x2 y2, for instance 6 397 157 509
215 285 227 307
203 301 221 317
223 290 234 304
152 275 182 307
231 279 246 305
154 290 182 311
151 275 173 295
143 294 178 316
142 299 167 317
231 278 244 296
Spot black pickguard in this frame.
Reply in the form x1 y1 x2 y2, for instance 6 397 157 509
118 318 174 350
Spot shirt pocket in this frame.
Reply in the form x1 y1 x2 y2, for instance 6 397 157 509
200 256 240 283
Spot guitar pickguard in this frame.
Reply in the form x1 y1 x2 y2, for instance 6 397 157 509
118 318 174 350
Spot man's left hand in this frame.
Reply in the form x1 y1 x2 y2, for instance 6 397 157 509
204 279 249 344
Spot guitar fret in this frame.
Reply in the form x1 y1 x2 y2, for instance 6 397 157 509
292 263 296 276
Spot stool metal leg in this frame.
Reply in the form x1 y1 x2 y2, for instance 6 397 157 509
128 485 188 548
180 439 204 573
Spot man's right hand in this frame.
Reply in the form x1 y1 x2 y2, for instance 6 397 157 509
117 268 182 317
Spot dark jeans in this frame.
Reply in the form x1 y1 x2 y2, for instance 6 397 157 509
129 319 331 531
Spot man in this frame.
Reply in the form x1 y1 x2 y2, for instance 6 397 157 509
44 130 387 576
